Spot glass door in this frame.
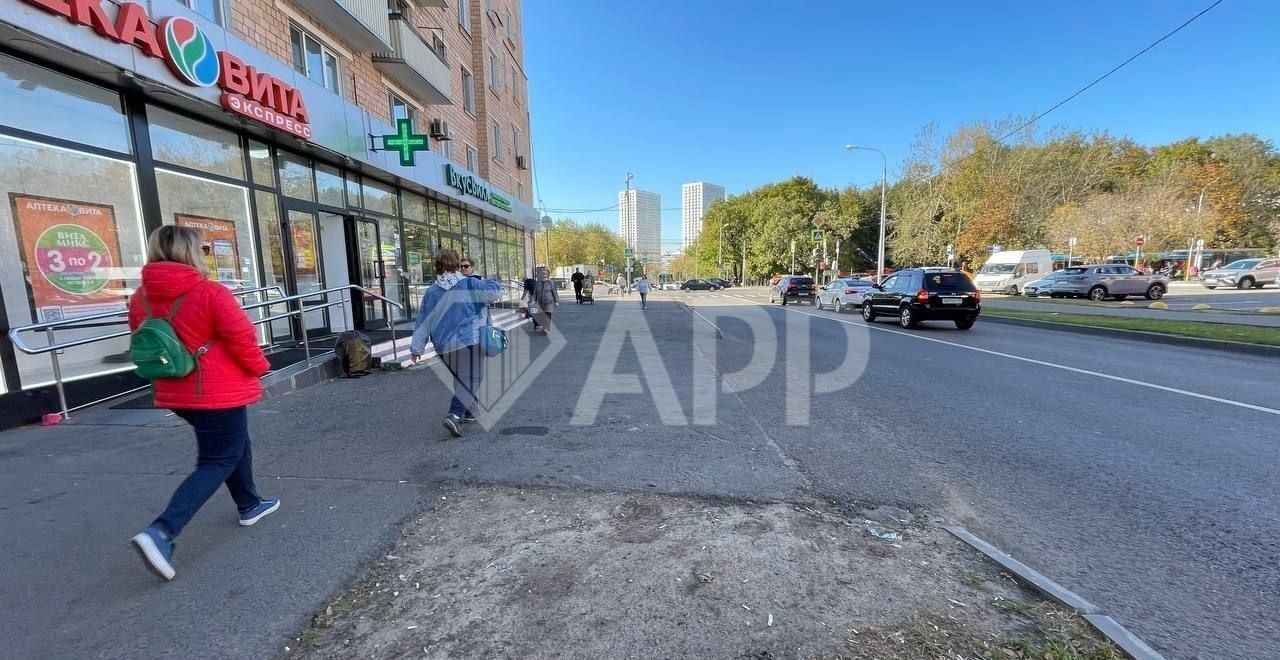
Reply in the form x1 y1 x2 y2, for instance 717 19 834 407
353 218 386 328
285 208 330 337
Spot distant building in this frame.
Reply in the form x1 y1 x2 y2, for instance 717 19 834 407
681 182 726 248
618 189 662 263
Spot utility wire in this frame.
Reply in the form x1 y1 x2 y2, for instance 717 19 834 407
941 0 1224 173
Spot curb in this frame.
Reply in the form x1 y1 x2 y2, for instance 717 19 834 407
983 314 1280 358
944 526 1168 660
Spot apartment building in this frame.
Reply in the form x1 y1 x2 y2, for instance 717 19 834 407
0 0 539 426
681 181 725 248
618 189 661 263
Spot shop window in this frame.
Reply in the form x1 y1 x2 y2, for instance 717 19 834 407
155 169 258 291
315 163 345 208
362 178 398 217
279 151 315 201
147 106 245 180
345 173 362 208
248 141 274 187
0 135 145 387
403 220 435 314
402 191 428 222
467 212 482 236
0 53 131 154
254 190 290 341
467 234 484 273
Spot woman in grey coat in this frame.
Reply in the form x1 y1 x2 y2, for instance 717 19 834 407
527 267 559 334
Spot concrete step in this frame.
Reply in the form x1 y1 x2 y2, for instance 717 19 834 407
372 309 530 369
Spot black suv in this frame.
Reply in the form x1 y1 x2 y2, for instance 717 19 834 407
769 275 815 305
861 268 981 329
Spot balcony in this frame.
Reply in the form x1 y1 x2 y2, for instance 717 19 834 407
293 0 393 53
372 17 452 105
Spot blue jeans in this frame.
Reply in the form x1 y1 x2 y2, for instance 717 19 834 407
640 292 648 308
443 343 483 418
155 407 262 538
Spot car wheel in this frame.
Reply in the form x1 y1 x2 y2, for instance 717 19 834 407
1237 277 1253 290
898 306 917 328
861 304 876 322
834 297 844 313
1145 284 1166 300
1088 286 1107 301
954 318 975 330
816 297 824 310
1005 285 1019 296
1204 286 1216 290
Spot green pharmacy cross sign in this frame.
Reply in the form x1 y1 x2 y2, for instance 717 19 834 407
382 119 430 166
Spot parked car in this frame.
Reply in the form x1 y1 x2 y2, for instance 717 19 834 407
680 279 719 291
861 268 981 329
1200 258 1280 289
1022 271 1072 297
974 249 1053 295
816 278 877 312
661 281 681 291
1048 264 1168 301
769 275 815 305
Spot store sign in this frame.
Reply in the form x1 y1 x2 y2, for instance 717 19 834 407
445 164 512 212
20 0 312 139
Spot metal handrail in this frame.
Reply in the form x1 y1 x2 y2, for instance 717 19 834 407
6 284 402 421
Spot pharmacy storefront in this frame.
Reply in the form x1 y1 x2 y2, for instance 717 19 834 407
0 0 539 426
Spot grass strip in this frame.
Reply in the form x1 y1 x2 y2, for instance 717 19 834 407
985 308 1280 346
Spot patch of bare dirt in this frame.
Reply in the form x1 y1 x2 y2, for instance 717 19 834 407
285 486 1118 660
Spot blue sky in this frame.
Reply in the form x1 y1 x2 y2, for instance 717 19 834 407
524 0 1280 251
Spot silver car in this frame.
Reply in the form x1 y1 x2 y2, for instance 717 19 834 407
1022 271 1071 297
1047 264 1169 301
816 278 877 312
1200 258 1280 289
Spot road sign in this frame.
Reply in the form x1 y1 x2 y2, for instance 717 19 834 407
812 230 824 241
624 247 634 258
1195 239 1205 250
1135 236 1145 247
1068 236 1078 247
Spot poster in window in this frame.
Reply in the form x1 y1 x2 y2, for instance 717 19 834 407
291 222 317 276
175 214 242 284
10 193 127 322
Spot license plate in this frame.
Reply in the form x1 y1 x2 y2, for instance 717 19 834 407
942 298 963 305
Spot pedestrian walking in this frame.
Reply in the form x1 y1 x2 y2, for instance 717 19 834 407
528 266 559 334
571 268 585 304
127 226 277 582
521 276 540 331
410 248 503 437
616 273 627 297
635 273 652 310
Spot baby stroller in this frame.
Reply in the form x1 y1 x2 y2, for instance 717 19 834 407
580 279 595 305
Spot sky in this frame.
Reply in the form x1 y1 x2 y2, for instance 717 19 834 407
523 0 1280 252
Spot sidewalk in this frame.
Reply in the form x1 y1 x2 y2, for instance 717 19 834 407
983 296 1280 327
0 300 802 659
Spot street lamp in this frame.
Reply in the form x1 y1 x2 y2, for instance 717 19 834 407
845 144 888 281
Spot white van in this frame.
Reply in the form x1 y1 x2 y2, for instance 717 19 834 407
974 249 1053 295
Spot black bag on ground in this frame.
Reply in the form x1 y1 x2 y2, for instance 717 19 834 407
334 330 373 377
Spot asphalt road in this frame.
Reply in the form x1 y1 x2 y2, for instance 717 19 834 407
677 286 1279 659
3 289 1277 659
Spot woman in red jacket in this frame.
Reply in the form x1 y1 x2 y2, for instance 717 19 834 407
128 225 277 581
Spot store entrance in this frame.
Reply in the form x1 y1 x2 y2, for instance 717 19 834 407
349 217 388 330
282 207 332 339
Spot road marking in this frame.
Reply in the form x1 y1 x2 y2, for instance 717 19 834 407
722 293 1280 417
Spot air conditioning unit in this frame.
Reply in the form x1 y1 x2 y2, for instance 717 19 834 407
430 119 450 139
516 155 528 170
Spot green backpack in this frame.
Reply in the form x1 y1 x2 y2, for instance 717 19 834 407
130 291 209 381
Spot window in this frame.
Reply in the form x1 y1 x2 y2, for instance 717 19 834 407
505 7 514 40
518 181 525 202
389 93 415 124
465 144 479 172
512 124 522 161
457 0 471 32
0 53 130 153
439 127 453 160
488 51 500 90
461 66 475 114
511 65 520 102
148 106 245 180
491 122 502 161
290 25 341 93
179 0 223 25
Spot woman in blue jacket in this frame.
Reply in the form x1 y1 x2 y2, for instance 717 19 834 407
410 249 503 436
